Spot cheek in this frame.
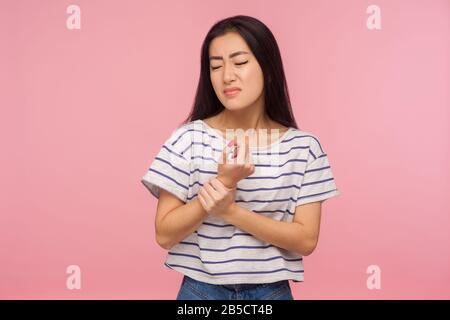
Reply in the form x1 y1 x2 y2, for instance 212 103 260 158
242 67 264 93
210 73 216 86
210 73 223 91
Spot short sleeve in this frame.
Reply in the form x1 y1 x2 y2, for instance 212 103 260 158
296 134 340 207
140 126 191 203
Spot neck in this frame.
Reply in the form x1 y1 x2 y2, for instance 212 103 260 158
216 101 271 131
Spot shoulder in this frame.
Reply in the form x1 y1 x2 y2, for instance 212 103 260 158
165 121 198 149
290 127 325 157
161 120 209 163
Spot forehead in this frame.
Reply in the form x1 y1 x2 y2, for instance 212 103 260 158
209 32 251 56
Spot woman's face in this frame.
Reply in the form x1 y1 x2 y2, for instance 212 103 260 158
209 32 265 111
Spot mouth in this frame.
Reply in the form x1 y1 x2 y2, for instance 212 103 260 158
224 89 241 97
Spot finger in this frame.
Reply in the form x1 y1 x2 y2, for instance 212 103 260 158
245 135 256 166
244 142 249 163
245 146 254 165
222 139 237 164
203 179 221 200
209 177 229 193
199 186 214 206
220 140 230 164
236 136 246 165
230 136 238 164
233 145 239 164
239 135 250 165
219 146 226 165
244 135 250 164
220 143 228 165
198 193 208 210
229 145 238 164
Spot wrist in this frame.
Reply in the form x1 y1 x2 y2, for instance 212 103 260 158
221 202 239 223
216 176 236 189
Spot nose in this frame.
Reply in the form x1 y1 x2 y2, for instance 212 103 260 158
223 62 236 83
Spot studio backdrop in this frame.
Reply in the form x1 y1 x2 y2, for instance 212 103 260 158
1 0 449 299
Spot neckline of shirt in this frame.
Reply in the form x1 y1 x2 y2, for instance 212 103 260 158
195 119 294 151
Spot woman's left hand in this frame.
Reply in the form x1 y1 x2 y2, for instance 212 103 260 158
198 176 236 218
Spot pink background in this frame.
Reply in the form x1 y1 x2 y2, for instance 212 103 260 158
1 0 449 299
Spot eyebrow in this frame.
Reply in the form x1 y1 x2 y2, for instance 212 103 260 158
209 51 249 61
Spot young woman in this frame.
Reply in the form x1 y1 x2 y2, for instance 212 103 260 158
141 15 340 300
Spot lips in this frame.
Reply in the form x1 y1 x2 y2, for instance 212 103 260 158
224 90 240 97
223 87 241 94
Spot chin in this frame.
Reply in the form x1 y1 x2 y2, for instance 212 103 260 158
222 102 249 111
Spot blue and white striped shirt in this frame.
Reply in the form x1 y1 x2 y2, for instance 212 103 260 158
141 119 340 285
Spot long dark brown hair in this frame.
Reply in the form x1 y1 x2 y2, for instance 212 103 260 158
180 15 299 129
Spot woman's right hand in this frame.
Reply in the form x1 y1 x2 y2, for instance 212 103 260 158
217 135 255 189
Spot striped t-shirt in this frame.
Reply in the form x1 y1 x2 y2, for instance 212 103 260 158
141 119 340 285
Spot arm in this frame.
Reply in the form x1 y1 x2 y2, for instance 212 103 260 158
155 189 208 250
221 201 322 256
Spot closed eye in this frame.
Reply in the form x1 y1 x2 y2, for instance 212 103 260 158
211 61 248 70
